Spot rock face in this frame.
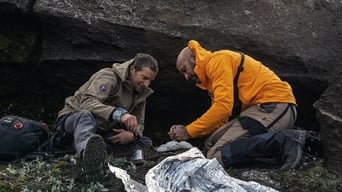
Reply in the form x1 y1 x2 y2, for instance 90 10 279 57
314 83 342 176
0 0 341 175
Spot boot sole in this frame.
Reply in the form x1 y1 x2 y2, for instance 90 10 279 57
83 134 107 182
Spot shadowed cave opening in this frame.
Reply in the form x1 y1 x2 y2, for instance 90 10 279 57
0 60 329 147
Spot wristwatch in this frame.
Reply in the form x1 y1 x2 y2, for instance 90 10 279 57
112 108 128 123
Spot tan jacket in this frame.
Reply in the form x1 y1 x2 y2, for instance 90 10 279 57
57 59 153 135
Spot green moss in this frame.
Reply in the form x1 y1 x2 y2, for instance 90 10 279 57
271 160 342 192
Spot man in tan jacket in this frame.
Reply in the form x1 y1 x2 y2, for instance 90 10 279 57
55 53 158 182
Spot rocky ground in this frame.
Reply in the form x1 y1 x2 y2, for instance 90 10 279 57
0 146 341 192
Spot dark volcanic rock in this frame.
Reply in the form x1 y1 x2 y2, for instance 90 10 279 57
0 0 341 176
314 83 342 176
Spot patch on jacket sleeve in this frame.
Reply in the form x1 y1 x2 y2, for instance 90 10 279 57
99 84 107 92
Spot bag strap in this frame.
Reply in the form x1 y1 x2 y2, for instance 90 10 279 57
265 104 290 130
229 52 245 121
22 131 75 161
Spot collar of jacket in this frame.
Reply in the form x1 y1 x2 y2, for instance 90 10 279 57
112 58 134 81
188 40 212 90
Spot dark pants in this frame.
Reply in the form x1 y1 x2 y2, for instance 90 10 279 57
56 110 152 157
100 129 153 153
205 103 297 165
220 129 306 168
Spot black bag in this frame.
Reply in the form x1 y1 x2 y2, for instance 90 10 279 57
0 115 50 161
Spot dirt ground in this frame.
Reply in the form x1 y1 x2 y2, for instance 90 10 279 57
102 148 341 192
0 146 341 192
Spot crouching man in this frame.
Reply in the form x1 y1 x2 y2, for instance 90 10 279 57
169 40 304 170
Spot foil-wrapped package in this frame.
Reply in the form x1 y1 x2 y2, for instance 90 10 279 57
109 147 278 192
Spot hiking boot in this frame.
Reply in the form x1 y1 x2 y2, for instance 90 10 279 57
303 131 323 157
280 130 306 171
82 134 107 183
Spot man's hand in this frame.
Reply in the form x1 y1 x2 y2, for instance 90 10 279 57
121 114 138 133
107 129 134 144
168 124 190 141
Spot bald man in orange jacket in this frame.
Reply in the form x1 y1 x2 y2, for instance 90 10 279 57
169 40 298 169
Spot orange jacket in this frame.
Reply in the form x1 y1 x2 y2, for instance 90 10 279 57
186 40 296 138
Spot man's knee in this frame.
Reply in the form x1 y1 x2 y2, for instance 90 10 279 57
219 144 234 168
69 110 96 127
239 116 267 136
64 110 96 134
206 148 224 166
76 110 95 120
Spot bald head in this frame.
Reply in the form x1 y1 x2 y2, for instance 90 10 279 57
176 47 193 70
175 46 200 84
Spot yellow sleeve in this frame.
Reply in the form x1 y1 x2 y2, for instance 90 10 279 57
187 54 237 138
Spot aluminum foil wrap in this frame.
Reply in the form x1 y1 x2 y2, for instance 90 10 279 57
109 147 278 192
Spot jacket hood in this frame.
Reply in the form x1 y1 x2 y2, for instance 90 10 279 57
112 58 134 81
188 40 212 90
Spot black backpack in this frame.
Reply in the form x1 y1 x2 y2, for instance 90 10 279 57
0 115 50 162
0 115 76 162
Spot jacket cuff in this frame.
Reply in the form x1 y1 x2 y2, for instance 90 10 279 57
112 108 128 123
